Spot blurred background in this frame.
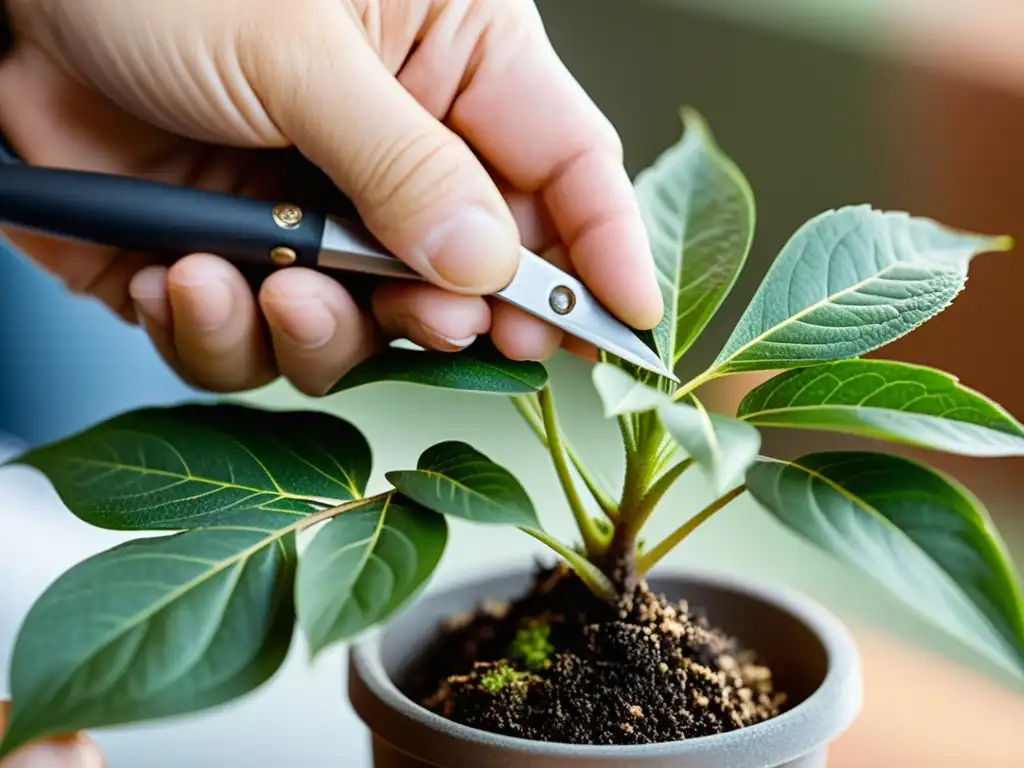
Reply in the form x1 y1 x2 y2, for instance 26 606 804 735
2 0 1024 764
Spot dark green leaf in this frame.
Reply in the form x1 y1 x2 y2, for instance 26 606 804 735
296 493 447 656
7 403 371 530
635 107 756 366
330 339 547 395
659 398 761 494
746 452 1024 674
713 206 1012 374
0 511 299 758
738 360 1024 456
386 441 539 527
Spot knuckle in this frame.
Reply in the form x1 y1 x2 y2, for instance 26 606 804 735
358 130 471 224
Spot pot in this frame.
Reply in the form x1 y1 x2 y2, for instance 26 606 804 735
348 567 862 768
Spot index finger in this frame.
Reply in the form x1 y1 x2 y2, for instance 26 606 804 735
446 4 664 331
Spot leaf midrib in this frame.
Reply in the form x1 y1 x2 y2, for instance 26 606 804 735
741 404 1024 438
410 468 511 519
64 458 335 504
714 258 961 370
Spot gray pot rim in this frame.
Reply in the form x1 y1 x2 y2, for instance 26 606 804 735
349 564 863 767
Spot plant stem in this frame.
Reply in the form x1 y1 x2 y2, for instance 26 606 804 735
518 527 616 601
636 485 746 575
617 413 636 453
537 387 605 556
617 411 665 524
511 395 618 520
670 367 720 402
296 492 390 530
623 458 693 539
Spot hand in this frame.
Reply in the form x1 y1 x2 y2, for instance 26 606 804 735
0 0 663 397
0 701 104 767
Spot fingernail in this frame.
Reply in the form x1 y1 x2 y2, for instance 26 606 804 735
265 298 337 349
129 269 169 328
415 323 478 352
419 207 516 291
173 275 234 333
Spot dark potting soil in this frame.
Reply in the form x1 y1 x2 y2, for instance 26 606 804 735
401 563 787 746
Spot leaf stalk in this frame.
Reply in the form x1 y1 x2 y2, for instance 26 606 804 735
537 387 606 556
636 484 746 574
511 395 619 520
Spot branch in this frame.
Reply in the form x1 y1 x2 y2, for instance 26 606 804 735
511 395 618 520
622 458 693 540
636 485 746 574
537 387 605 556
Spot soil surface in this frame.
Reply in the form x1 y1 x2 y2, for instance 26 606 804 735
401 563 787 745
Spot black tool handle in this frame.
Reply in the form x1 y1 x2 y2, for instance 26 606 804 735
0 164 326 268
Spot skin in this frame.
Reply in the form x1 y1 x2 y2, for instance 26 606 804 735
0 0 664 397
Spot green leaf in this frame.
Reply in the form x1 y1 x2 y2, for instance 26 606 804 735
296 493 447 656
658 398 761 494
746 452 1024 674
386 441 539 528
712 206 1012 374
8 403 371 530
592 363 669 417
0 511 299 758
635 107 756 366
738 360 1024 457
519 527 615 601
330 338 548 395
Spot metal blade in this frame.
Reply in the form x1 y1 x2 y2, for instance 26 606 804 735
497 249 678 382
318 217 677 381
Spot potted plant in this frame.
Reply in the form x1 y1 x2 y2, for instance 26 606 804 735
0 109 1022 768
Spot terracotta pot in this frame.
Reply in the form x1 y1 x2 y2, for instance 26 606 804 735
348 567 862 768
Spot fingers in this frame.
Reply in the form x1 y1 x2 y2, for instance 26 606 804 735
259 268 381 396
130 255 277 393
165 255 277 393
0 702 104 768
242 4 520 296
131 258 383 397
433 0 664 330
372 283 490 352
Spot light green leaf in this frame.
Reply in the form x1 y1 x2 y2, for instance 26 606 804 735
7 404 371 530
746 452 1024 674
519 527 615 601
296 493 447 656
330 338 547 395
0 510 299 758
712 206 1012 374
635 107 756 366
658 398 761 494
738 360 1024 456
592 363 669 417
386 442 539 528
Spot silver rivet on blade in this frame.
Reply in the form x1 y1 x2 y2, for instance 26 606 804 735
549 285 576 315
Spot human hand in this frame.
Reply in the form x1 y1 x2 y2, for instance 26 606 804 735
0 701 103 767
0 0 663 396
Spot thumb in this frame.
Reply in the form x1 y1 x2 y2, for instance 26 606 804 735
240 8 520 295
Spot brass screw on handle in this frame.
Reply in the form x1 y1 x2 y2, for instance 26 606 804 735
272 202 303 229
269 246 297 266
